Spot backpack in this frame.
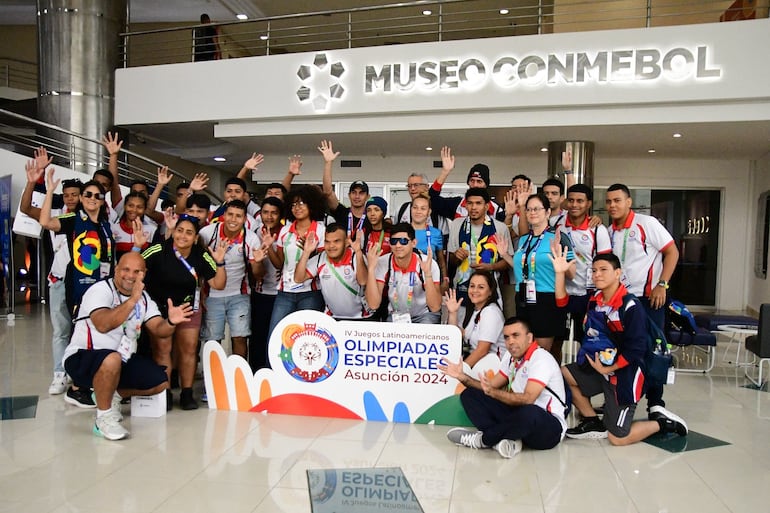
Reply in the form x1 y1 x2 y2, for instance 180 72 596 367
667 300 698 344
545 380 573 417
617 294 673 388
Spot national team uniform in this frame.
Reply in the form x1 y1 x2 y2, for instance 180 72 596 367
460 342 567 449
462 303 506 359
305 248 373 320
111 217 158 260
374 252 440 324
250 226 282 370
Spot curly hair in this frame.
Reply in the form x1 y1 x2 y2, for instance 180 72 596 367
285 185 327 222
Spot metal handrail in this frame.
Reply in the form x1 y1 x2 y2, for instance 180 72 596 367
0 108 222 203
118 0 767 68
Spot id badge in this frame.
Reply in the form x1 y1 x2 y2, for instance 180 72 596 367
117 335 135 362
99 262 111 279
193 288 201 311
392 312 412 324
667 367 676 385
525 280 537 304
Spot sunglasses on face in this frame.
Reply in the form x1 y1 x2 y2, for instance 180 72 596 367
82 191 105 200
389 237 411 246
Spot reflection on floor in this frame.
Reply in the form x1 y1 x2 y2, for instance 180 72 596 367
1 304 769 513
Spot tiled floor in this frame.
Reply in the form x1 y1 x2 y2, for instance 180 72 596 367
2 303 770 513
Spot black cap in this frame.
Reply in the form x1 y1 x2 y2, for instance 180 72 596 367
349 181 369 194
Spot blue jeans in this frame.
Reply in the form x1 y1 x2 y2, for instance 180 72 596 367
268 290 324 342
49 280 71 373
202 294 251 340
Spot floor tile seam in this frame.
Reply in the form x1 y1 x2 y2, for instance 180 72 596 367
681 455 740 513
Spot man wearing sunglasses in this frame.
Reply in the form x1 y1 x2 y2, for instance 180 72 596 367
365 223 442 324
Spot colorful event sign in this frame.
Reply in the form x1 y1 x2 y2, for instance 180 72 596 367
203 310 473 425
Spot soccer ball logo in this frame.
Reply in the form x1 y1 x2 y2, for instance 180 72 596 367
296 53 346 112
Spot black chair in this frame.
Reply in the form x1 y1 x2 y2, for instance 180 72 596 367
745 304 770 386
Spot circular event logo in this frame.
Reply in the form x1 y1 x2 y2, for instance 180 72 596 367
280 322 339 383
73 230 101 275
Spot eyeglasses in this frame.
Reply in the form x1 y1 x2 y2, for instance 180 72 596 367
406 183 428 189
525 207 545 213
389 237 411 246
291 201 307 209
82 191 105 200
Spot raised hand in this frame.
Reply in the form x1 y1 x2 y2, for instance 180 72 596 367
437 357 464 380
288 155 303 175
260 229 275 249
350 228 364 254
167 299 193 326
504 189 518 216
156 166 172 186
303 231 319 254
189 172 209 192
443 288 464 314
519 182 533 208
366 242 381 268
549 225 562 254
420 245 434 275
130 270 146 302
164 209 178 232
441 146 455 173
101 131 123 155
252 245 267 263
33 146 53 171
317 140 340 163
562 144 573 171
209 239 228 264
131 218 147 248
25 159 45 184
548 244 575 275
244 152 264 170
45 167 61 192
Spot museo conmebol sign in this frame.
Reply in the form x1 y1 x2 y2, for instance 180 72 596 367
364 46 721 94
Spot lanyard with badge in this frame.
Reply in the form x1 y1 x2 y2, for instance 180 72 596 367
611 226 633 289
521 232 544 304
173 246 201 311
464 219 480 262
347 212 364 239
390 255 415 323
284 226 310 291
112 281 143 362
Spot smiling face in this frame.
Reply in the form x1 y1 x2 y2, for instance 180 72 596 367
172 220 198 251
290 198 309 221
80 186 105 215
114 253 146 296
410 197 430 225
260 203 281 229
324 228 347 261
467 273 494 308
525 196 550 229
349 187 369 208
389 230 414 260
62 186 81 211
567 192 590 221
124 196 146 223
223 206 246 236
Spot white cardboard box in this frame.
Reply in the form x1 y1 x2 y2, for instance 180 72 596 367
130 391 167 418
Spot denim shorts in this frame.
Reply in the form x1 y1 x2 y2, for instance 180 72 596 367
202 294 251 339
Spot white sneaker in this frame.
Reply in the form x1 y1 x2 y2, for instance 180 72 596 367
48 372 67 395
93 411 129 441
494 439 523 459
446 427 487 449
111 394 123 422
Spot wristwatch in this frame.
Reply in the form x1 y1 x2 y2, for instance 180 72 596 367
657 280 670 289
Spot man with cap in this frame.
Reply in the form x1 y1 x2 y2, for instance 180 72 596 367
319 140 370 239
428 146 506 222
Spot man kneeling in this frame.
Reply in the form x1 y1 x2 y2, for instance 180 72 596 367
63 253 192 440
438 318 566 458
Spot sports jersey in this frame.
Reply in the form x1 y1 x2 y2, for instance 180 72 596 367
364 228 391 255
374 252 440 318
513 230 574 293
277 220 325 293
199 222 260 297
142 240 217 315
608 211 675 297
111 217 158 259
254 227 281 296
48 206 70 281
499 343 567 433
462 303 505 358
414 226 443 255
63 279 161 363
305 248 372 320
553 216 612 296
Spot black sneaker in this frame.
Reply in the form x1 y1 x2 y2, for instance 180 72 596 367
566 417 608 439
649 406 688 436
180 388 198 411
64 386 96 409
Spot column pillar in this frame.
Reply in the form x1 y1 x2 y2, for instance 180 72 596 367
37 0 127 173
547 141 595 190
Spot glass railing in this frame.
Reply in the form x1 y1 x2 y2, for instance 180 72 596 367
119 0 768 68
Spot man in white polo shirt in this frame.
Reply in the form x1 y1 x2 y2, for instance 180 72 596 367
294 223 373 320
605 183 679 416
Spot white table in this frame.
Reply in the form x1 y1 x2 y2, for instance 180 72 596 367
717 324 758 367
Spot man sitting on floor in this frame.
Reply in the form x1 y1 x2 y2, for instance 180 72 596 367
62 252 192 441
438 317 567 458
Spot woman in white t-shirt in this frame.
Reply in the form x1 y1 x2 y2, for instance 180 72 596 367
445 271 505 367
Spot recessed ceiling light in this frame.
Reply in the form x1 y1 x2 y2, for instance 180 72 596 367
673 133 682 138
422 10 432 15
647 149 656 154
425 146 433 151
259 34 269 40
213 157 226 162
499 9 510 15
540 147 548 152
236 14 248 20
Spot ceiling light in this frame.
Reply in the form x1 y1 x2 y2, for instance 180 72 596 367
425 146 433 151
259 34 269 40
673 133 682 138
499 9 510 15
647 149 656 154
236 14 248 20
422 10 432 15
540 147 548 152
213 157 226 162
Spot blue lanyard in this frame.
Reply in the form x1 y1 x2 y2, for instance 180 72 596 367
173 246 199 281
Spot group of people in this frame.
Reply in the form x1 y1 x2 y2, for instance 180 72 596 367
26 134 687 447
